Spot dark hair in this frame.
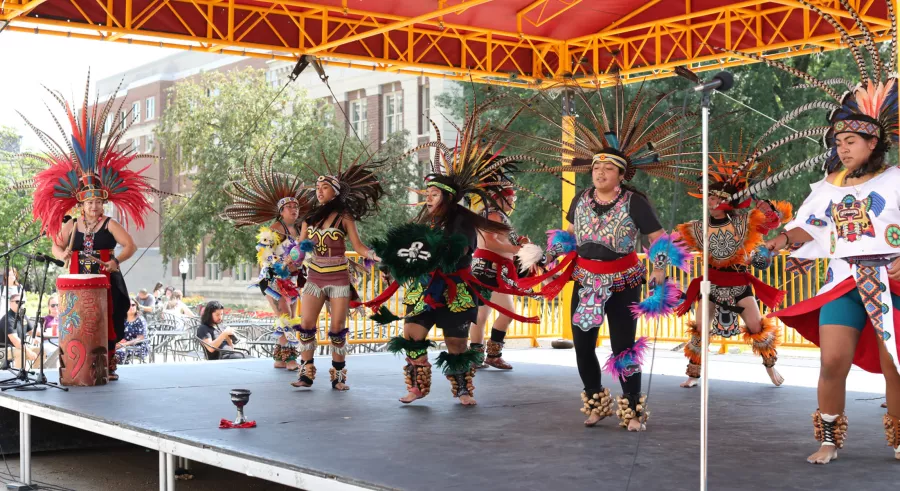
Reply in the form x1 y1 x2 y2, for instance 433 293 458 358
200 301 225 327
846 133 888 178
153 282 164 292
416 188 510 236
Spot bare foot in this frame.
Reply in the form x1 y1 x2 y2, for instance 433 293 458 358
807 445 838 464
333 381 350 391
627 418 646 432
680 377 699 388
882 402 888 408
399 390 423 404
459 394 477 406
286 360 299 371
290 379 312 388
273 360 286 369
584 413 605 427
766 366 784 387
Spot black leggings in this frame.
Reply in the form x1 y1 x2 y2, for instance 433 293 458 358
571 282 642 395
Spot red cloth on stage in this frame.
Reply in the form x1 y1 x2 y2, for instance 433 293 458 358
219 419 257 429
770 277 900 374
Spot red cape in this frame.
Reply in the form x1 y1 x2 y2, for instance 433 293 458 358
770 276 900 374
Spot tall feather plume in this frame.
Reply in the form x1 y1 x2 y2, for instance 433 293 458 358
27 74 158 238
837 0 883 81
796 0 870 85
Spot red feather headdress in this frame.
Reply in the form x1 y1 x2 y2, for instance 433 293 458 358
22 74 155 239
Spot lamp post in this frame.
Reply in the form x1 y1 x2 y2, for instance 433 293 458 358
178 258 189 296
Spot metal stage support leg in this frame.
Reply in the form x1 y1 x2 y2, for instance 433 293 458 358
6 412 36 491
159 452 166 491
19 413 30 486
166 453 175 490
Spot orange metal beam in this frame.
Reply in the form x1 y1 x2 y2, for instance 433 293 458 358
2 0 893 88
305 0 494 55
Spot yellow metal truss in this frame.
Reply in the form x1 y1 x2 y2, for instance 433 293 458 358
0 0 892 87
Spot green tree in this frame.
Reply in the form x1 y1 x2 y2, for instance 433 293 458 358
0 125 57 291
437 50 870 238
156 69 414 270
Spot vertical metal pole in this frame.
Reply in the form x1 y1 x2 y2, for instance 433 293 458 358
159 452 167 491
19 412 31 485
699 92 711 491
560 87 576 342
166 453 175 490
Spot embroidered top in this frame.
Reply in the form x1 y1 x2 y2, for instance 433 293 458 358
676 201 792 271
788 166 900 260
308 227 347 258
565 188 662 261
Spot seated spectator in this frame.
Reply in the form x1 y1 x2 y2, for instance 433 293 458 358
2 293 42 369
135 289 156 314
197 301 245 360
170 290 196 317
115 300 148 365
33 294 61 368
43 293 60 337
0 268 25 316
156 286 174 308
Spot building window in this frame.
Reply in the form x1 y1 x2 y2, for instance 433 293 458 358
131 101 141 123
132 138 140 154
146 97 155 120
419 82 430 135
104 114 112 135
146 134 155 153
120 110 127 131
349 99 367 141
383 92 403 138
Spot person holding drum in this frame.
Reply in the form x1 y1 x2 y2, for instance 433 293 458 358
25 78 156 382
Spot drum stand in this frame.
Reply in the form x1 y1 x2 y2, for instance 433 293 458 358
2 256 67 392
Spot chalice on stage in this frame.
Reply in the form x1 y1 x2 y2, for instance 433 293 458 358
230 389 252 425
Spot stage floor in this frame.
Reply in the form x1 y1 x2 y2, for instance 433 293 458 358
0 352 895 491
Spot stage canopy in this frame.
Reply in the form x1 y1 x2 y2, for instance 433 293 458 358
0 1 894 87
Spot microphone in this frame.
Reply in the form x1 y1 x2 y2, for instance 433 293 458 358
19 253 65 267
693 71 734 93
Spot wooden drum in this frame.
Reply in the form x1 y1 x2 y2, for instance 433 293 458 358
56 274 110 386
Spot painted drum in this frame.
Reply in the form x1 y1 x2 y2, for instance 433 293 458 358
56 274 110 386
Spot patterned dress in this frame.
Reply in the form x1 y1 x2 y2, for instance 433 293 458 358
114 316 148 364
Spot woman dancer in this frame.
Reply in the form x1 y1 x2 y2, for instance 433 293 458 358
221 152 314 370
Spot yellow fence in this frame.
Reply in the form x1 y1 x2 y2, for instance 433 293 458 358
311 252 825 350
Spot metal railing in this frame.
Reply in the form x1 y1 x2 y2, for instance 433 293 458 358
297 251 827 350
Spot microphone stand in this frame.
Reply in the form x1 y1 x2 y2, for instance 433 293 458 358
698 88 712 491
5 254 66 392
0 233 43 372
0 254 34 384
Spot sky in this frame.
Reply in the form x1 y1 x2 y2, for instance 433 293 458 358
0 31 178 151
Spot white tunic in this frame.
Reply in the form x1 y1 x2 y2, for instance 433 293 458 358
786 166 900 371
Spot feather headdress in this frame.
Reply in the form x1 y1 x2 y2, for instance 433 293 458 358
496 80 705 187
300 137 386 226
724 0 897 188
24 74 156 239
220 149 315 227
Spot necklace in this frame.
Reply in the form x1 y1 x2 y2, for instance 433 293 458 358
593 187 621 206
82 217 102 255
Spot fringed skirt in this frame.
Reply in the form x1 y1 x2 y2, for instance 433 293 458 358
304 255 352 299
